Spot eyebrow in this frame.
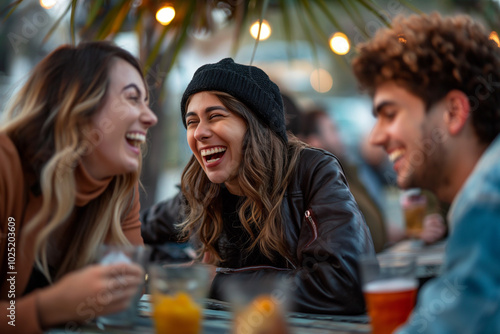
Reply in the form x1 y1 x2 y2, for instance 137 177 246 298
185 105 228 119
122 83 148 102
373 100 396 117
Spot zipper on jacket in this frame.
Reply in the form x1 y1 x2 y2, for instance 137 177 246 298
304 209 319 248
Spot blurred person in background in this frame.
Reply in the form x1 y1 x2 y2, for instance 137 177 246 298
0 41 157 334
353 12 500 333
142 58 374 315
289 105 387 252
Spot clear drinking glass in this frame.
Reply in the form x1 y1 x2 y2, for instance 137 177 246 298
359 253 418 334
222 274 291 334
95 244 150 328
401 189 427 239
148 263 211 334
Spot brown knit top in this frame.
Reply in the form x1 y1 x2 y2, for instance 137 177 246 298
0 133 143 334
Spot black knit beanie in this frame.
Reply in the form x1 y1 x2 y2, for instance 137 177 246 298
181 58 287 143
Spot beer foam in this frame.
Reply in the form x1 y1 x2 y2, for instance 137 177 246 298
364 278 417 293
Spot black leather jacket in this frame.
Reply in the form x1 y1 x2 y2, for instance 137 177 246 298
141 148 375 315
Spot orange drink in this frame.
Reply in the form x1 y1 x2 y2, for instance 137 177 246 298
364 278 417 334
233 295 289 334
148 264 211 334
152 292 202 334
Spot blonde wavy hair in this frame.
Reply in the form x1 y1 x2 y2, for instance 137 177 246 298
1 42 147 281
179 91 306 265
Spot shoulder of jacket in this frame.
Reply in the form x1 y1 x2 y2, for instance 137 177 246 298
298 147 341 168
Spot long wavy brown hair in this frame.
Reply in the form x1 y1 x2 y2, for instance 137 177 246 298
179 91 306 265
1 41 147 281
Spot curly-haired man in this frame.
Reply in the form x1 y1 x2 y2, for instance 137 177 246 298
352 13 500 333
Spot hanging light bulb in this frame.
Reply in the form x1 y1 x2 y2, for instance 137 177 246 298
156 5 175 26
329 32 350 55
40 0 57 9
250 20 271 40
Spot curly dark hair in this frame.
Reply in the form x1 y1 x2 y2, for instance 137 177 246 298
352 12 500 144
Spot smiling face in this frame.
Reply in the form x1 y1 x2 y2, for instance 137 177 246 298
370 81 449 191
81 58 158 180
185 92 247 195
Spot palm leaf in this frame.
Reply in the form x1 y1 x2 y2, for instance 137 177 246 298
6 0 421 86
1 0 23 20
42 1 73 43
249 0 271 64
70 0 78 43
84 0 105 27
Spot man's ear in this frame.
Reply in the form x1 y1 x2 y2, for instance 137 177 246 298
443 90 470 135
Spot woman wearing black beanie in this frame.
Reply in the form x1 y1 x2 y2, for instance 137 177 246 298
146 58 374 315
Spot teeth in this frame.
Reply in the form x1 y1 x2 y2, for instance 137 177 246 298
201 147 226 157
388 149 405 162
126 132 146 144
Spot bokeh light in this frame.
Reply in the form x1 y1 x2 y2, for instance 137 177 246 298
156 6 175 26
310 69 333 93
489 31 500 47
250 20 271 40
329 32 350 55
40 0 57 9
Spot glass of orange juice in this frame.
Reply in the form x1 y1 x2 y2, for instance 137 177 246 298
359 253 418 334
149 263 211 334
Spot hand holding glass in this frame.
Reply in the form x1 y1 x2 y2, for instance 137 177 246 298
95 245 149 328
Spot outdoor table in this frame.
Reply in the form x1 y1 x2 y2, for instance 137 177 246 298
45 297 371 334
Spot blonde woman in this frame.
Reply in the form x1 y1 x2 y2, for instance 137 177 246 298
0 41 157 333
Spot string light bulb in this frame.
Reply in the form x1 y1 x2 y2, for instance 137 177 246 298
250 20 271 40
156 5 175 26
329 32 350 55
40 0 57 9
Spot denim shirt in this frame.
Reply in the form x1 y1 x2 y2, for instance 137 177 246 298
397 134 500 334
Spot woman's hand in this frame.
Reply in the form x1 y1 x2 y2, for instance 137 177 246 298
37 263 144 328
420 213 447 244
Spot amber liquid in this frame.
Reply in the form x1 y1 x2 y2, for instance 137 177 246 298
232 295 289 334
152 292 202 334
364 279 417 334
404 204 426 238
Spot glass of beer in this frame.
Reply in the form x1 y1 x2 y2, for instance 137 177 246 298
359 253 418 334
401 189 427 238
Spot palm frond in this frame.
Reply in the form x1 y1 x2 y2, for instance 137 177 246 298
1 0 23 19
6 0 421 88
43 1 73 43
249 0 271 64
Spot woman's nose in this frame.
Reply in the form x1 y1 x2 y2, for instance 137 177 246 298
193 121 211 141
141 107 158 128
